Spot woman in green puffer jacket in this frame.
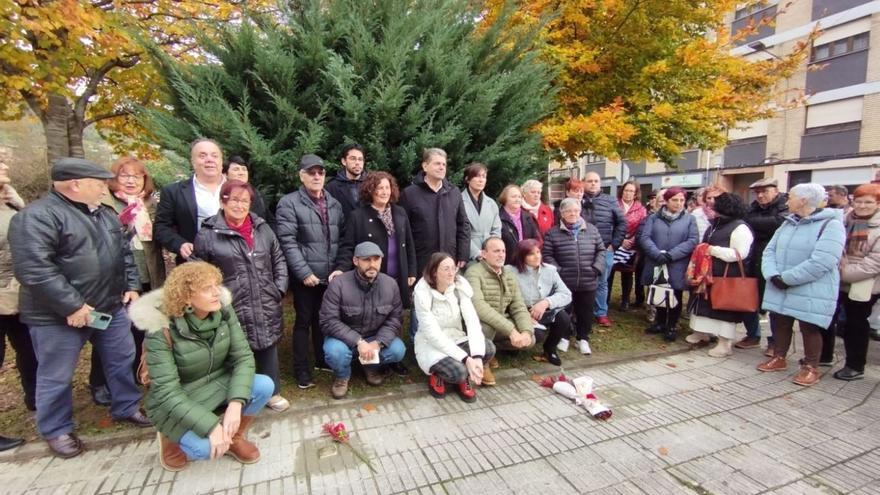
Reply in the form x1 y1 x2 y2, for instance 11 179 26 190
128 261 272 472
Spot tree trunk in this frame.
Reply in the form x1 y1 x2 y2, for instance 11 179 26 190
44 93 85 164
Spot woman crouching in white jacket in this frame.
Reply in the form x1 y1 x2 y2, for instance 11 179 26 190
414 252 496 402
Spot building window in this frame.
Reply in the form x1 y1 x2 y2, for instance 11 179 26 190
811 32 869 63
735 2 773 20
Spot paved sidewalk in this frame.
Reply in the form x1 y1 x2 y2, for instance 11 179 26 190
1 345 878 495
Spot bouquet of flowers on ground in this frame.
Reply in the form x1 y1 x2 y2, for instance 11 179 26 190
539 374 612 420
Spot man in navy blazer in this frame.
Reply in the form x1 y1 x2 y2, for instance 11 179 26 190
155 138 227 263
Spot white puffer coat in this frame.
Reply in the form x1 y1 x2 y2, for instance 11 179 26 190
413 276 486 374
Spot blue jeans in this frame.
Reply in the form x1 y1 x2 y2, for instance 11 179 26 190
594 250 614 317
323 336 406 379
29 307 141 438
178 374 274 461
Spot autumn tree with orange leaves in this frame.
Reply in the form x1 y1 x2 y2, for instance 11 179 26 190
482 0 812 164
0 0 274 165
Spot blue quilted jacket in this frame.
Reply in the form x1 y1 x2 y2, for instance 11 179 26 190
761 208 845 327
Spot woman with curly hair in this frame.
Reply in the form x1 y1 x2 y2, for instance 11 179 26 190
686 193 755 357
129 261 273 472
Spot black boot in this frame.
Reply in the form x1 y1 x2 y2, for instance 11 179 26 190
663 326 677 342
0 435 24 452
645 323 663 334
90 385 112 407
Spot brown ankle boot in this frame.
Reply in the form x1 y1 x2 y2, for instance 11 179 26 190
158 433 187 471
226 416 261 464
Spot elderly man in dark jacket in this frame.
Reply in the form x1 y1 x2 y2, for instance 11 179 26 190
320 242 405 399
582 172 625 327
276 154 345 389
9 158 150 458
736 178 788 352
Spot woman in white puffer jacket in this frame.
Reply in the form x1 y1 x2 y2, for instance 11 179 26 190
414 252 496 403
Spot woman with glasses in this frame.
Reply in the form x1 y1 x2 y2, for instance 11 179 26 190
88 157 166 406
194 180 290 411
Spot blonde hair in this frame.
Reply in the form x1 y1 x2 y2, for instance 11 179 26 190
498 184 522 207
162 262 223 317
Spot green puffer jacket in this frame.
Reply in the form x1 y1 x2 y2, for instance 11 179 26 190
128 287 255 442
464 260 533 337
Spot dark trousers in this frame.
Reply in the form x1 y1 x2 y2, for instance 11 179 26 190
90 326 143 387
607 268 636 305
0 314 37 411
655 290 683 329
841 294 880 372
769 312 825 367
535 310 569 352
253 344 280 395
570 290 596 341
820 299 843 363
291 281 327 374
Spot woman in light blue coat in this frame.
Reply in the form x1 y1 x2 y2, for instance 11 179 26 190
461 163 501 262
758 183 845 387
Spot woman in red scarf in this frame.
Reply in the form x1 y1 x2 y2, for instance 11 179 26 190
194 180 290 412
609 180 647 310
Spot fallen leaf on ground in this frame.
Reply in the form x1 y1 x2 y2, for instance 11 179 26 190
362 403 377 412
665 363 677 368
97 417 113 429
529 374 544 383
658 446 669 456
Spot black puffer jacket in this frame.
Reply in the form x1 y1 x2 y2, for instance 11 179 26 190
324 170 365 216
9 190 141 326
581 192 626 249
194 213 289 350
334 204 417 307
541 219 606 292
275 187 345 283
319 270 402 348
400 172 470 273
499 208 541 265
745 193 788 276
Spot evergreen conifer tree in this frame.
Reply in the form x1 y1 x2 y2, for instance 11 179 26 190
142 0 556 199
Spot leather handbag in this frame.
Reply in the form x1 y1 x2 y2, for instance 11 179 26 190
708 253 758 312
647 265 679 309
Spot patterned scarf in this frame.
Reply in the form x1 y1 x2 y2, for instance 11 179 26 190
686 243 713 293
846 213 872 256
116 191 153 249
375 206 395 236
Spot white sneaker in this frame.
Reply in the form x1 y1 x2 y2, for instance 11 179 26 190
557 338 570 352
266 395 290 412
577 339 592 355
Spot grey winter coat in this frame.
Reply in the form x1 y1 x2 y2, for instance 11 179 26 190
541 218 606 292
505 263 572 320
400 172 470 272
194 213 289 350
319 270 403 348
581 192 626 249
638 209 699 291
10 190 141 326
462 190 501 261
275 187 344 283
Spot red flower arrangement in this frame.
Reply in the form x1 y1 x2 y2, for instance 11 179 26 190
322 422 376 472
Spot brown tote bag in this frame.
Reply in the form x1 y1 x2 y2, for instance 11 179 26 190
708 253 758 312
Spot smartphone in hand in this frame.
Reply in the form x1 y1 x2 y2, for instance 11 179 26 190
88 310 113 330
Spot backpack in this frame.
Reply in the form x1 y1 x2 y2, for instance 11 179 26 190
137 327 173 388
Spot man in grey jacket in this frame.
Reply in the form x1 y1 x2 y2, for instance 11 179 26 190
319 242 405 399
9 158 150 458
276 154 345 389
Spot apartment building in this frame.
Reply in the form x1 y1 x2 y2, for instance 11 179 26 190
549 0 880 203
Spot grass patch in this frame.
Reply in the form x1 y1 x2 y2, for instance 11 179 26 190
0 284 682 439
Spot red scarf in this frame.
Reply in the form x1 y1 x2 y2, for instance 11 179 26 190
686 243 713 293
226 214 254 250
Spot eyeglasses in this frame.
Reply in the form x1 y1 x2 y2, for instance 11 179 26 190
225 197 251 206
437 265 458 273
303 168 326 176
118 174 144 181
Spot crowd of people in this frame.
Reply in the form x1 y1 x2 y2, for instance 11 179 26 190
0 140 877 473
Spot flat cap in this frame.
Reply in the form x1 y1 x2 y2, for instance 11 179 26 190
299 154 324 170
749 177 778 189
51 157 115 181
354 241 383 258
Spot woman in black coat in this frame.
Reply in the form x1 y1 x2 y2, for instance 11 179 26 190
331 171 417 308
498 185 542 265
194 180 290 411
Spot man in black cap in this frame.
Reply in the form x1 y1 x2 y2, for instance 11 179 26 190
275 154 345 388
155 137 226 263
319 241 404 399
9 157 150 459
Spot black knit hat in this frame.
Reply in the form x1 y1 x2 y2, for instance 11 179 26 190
712 192 747 219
